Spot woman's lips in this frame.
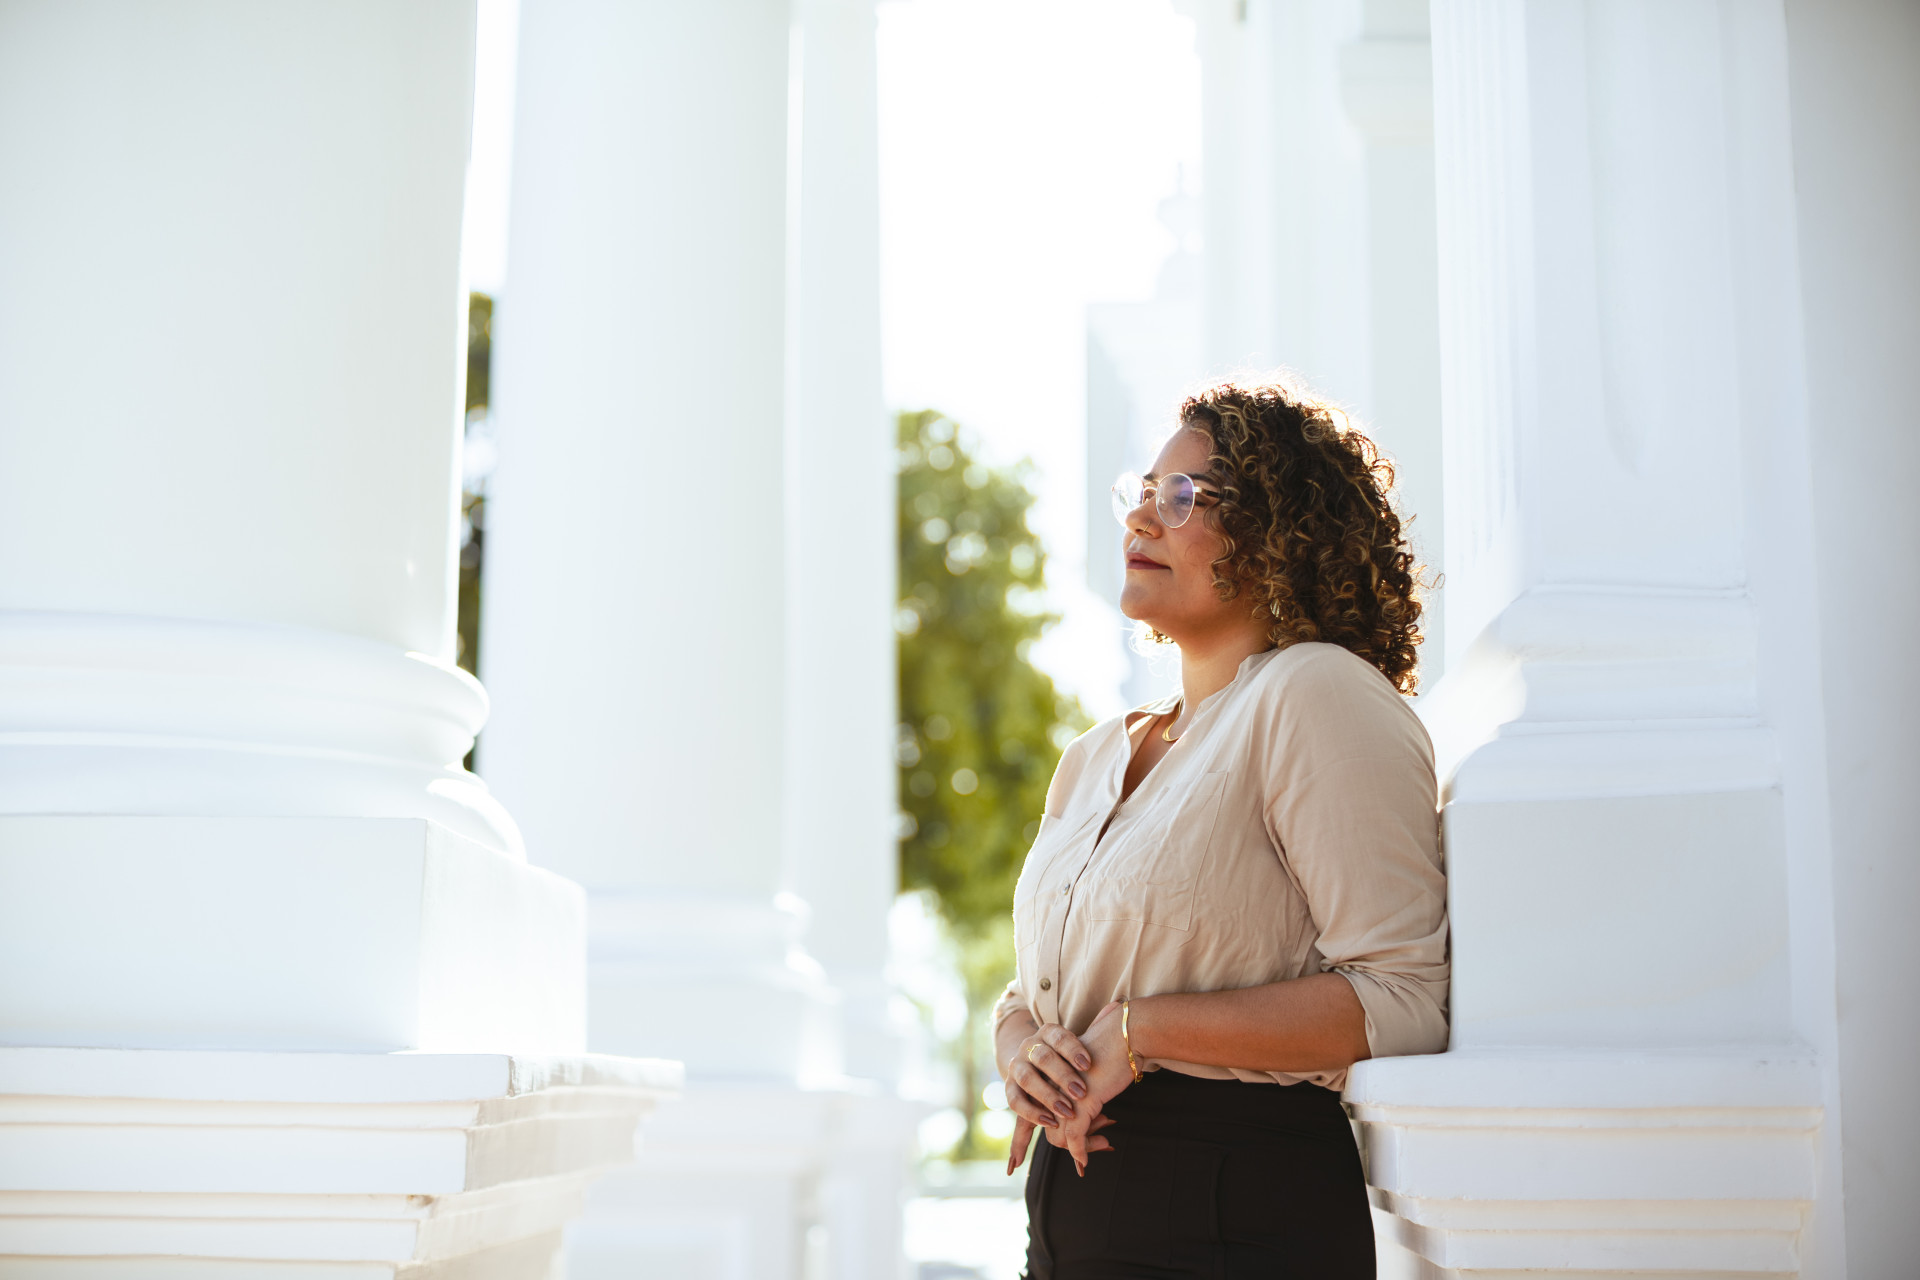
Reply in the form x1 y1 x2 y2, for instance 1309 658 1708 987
1125 554 1168 571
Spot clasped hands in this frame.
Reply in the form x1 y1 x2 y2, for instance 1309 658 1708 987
1000 1000 1137 1177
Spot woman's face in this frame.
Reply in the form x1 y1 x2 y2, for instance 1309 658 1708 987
1117 428 1251 644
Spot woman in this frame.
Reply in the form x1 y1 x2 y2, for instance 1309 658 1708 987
993 379 1448 1278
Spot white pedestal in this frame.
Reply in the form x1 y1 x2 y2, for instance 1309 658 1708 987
0 1047 680 1275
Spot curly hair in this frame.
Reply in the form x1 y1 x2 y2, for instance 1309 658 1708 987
1158 378 1425 694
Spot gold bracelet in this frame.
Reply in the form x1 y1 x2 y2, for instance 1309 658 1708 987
1121 999 1144 1083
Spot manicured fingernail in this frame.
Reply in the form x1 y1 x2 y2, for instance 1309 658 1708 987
1075 1055 1091 1069
1067 1080 1086 1098
1054 1101 1074 1117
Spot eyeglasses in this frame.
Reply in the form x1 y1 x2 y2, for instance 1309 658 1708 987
1110 471 1222 529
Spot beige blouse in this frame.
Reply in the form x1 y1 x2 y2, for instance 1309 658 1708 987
991 642 1448 1092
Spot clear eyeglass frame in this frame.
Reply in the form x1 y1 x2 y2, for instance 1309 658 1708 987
1110 471 1219 529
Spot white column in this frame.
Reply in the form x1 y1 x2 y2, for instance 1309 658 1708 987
786 3 925 1277
483 1 912 1276
1192 0 1279 372
1337 0 1445 668
786 0 901 1094
0 1 670 1271
1355 1 1833 1273
481 0 824 1085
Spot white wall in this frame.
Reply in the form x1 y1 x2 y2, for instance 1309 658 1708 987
1783 0 1920 1272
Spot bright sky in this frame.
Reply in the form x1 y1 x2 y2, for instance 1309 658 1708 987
463 0 1203 719
877 0 1201 718
460 0 519 300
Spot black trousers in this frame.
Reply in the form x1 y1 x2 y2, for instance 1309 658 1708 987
1021 1070 1375 1279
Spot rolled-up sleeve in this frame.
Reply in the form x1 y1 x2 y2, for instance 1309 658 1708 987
1263 664 1449 1060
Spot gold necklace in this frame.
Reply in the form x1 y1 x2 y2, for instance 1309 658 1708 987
1160 701 1183 743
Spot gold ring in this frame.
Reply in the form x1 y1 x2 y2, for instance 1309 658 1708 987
1026 1043 1045 1064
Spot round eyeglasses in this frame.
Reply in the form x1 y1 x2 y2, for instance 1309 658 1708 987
1110 471 1221 529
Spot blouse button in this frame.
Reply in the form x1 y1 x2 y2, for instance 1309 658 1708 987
1039 977 1052 991
1059 884 1070 896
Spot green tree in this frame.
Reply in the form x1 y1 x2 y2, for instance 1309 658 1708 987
895 409 1090 1158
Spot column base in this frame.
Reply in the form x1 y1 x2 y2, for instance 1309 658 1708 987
564 1082 926 1280
567 890 928 1277
0 1046 681 1275
1348 1049 1820 1278
0 816 588 1055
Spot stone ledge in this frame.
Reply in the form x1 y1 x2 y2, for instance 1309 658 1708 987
0 1045 680 1103
0 1046 682 1272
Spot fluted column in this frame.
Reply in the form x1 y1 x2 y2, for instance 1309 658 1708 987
1421 0 1784 1043
0 2 670 1271
1353 1 1838 1273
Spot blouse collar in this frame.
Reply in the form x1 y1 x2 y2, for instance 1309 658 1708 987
1129 645 1280 722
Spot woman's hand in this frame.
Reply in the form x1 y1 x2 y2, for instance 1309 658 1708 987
999 977 1375 1175
996 1014 1096 1175
1040 1001 1140 1175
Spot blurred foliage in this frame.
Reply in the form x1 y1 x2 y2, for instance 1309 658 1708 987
456 294 491 773
457 293 490 685
466 293 492 419
895 409 1090 1157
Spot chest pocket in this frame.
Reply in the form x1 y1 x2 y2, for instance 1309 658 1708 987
1083 770 1231 932
1012 807 1102 944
